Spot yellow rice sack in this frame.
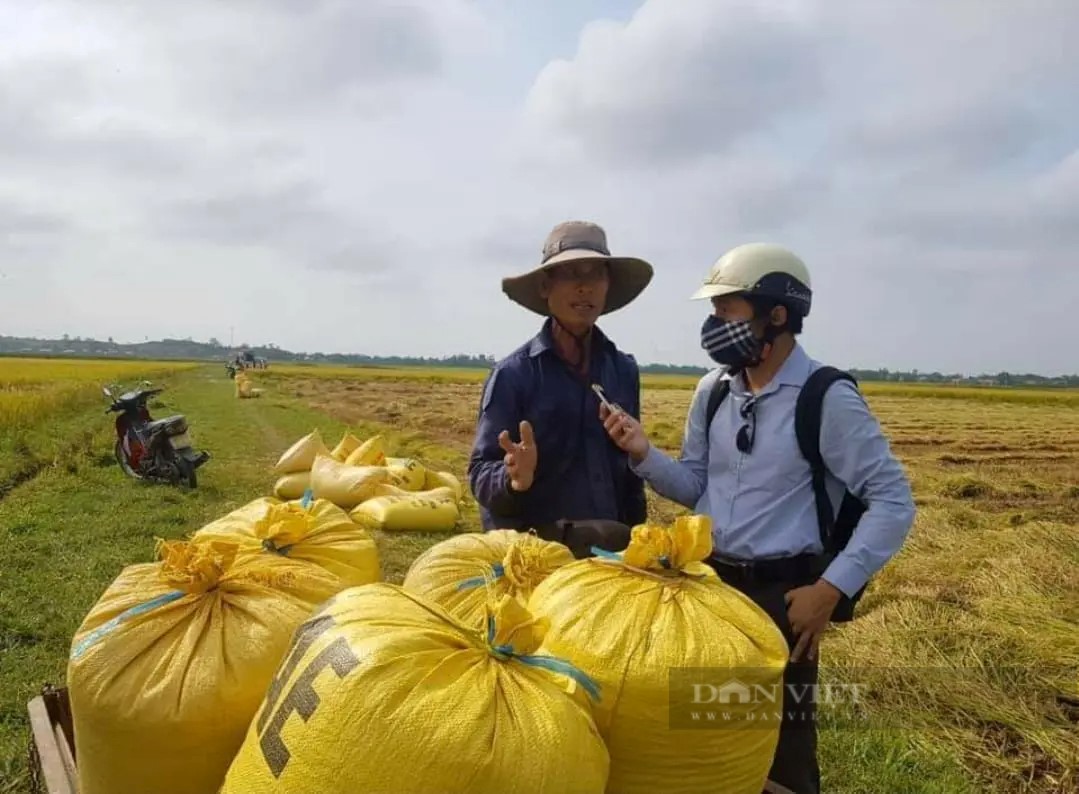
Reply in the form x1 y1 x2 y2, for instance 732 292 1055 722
350 491 460 532
310 455 389 509
273 472 311 500
528 516 790 794
373 483 455 501
274 430 329 474
68 540 343 794
384 457 426 491
344 434 386 466
330 432 362 462
403 530 574 629
221 586 609 794
192 497 380 587
423 469 464 500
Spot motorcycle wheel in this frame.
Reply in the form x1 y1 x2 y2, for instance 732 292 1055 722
174 455 198 489
114 440 145 480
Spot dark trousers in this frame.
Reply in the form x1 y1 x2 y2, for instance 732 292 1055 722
716 572 821 794
526 519 632 559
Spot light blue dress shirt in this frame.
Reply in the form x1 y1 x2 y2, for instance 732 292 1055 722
632 343 915 598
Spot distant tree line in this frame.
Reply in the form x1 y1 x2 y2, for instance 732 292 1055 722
846 368 1079 387
1 334 1075 386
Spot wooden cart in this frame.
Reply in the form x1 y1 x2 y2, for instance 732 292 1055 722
26 685 78 794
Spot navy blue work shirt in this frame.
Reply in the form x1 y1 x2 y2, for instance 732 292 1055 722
468 319 648 531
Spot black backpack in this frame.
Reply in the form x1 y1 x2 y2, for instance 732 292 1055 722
705 366 868 622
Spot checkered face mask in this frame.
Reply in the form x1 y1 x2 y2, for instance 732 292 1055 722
700 314 761 368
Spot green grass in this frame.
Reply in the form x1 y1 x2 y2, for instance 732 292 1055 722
0 366 473 792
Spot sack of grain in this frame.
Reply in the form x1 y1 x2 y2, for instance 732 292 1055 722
330 432 362 462
373 483 455 501
221 586 609 794
68 540 342 794
423 469 464 500
310 455 389 509
274 430 328 474
384 457 426 491
344 434 386 466
404 530 573 629
192 497 380 587
273 471 311 500
350 491 459 532
528 516 790 794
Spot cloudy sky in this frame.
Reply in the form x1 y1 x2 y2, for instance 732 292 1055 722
1 0 1076 375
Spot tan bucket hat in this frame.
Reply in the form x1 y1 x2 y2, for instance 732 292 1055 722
501 220 654 316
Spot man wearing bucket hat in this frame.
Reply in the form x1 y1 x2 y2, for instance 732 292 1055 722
601 243 915 794
467 220 654 557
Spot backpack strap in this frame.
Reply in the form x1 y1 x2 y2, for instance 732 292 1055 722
704 376 731 432
794 366 858 552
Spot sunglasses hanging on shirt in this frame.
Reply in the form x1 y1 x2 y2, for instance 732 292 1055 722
736 396 759 454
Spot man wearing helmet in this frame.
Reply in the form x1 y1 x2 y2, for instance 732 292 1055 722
602 243 915 794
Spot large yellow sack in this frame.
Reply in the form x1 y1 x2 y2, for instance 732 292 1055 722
68 540 343 794
423 469 464 500
221 586 609 794
192 497 380 587
235 374 261 398
274 430 329 474
528 516 790 794
384 456 426 491
350 491 460 532
274 471 311 500
373 483 455 501
330 432 362 462
344 434 386 466
404 530 574 629
310 455 389 508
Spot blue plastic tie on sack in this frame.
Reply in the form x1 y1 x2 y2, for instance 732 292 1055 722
456 562 505 591
71 590 186 661
593 547 674 570
590 546 696 581
485 616 601 702
301 489 314 510
590 547 622 560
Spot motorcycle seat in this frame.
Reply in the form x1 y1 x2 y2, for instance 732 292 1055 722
145 416 188 435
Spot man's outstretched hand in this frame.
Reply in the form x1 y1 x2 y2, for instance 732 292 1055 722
498 420 537 492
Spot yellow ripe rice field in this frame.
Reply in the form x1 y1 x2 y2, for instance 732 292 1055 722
265 362 1079 402
0 358 198 429
0 358 199 496
269 366 1079 793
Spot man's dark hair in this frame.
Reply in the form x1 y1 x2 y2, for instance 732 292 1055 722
746 294 804 335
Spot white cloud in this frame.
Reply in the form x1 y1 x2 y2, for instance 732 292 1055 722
512 0 1079 373
523 0 822 165
0 0 1076 374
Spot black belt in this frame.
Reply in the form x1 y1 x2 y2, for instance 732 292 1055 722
706 552 827 586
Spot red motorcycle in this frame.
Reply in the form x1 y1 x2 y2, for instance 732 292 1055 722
103 381 210 488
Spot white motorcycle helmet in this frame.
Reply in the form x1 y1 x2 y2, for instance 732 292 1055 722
690 242 812 317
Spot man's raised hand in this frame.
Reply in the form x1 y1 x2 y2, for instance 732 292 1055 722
498 420 538 492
